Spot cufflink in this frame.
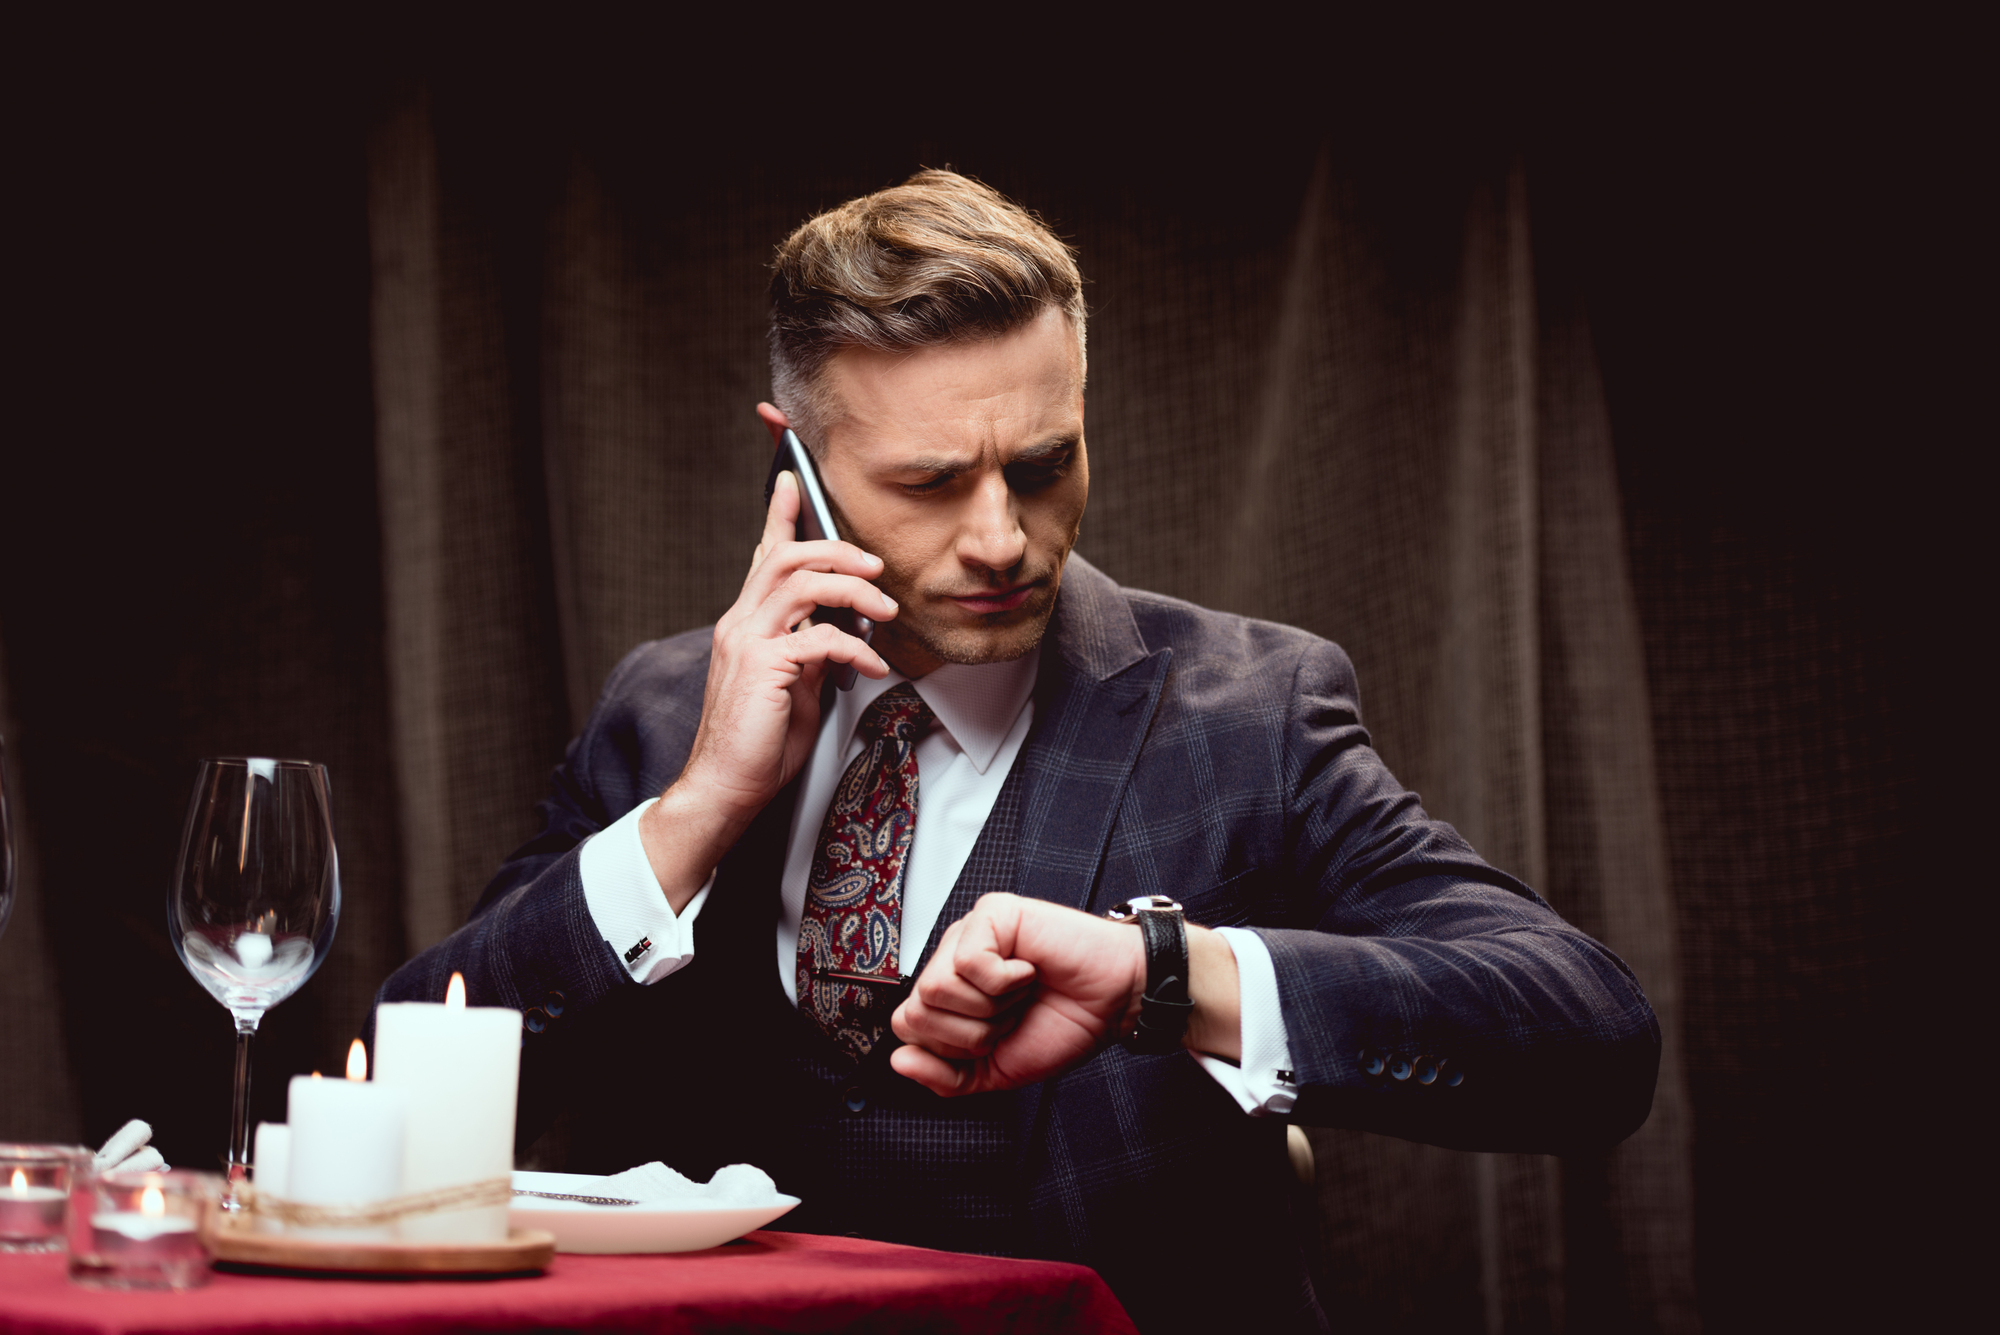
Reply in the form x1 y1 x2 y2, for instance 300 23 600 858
624 937 653 964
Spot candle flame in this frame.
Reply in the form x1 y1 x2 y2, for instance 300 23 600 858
446 972 467 1010
9 1168 24 1193
140 1185 166 1217
346 1038 368 1082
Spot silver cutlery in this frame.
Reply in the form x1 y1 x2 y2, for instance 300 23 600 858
512 1189 641 1207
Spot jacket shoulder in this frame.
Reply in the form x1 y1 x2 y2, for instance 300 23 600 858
1117 585 1358 699
571 627 715 805
597 626 716 709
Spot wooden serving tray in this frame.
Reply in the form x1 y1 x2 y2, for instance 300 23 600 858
205 1214 556 1274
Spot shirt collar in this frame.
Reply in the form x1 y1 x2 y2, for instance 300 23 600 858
834 651 1039 775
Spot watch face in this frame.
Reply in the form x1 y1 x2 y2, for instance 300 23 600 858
1106 894 1185 920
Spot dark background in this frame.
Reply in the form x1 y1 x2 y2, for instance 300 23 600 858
1 11 1976 1331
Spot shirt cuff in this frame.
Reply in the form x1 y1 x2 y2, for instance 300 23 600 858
577 797 713 985
1192 927 1300 1117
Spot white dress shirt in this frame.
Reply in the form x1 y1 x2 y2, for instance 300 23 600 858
578 655 1299 1116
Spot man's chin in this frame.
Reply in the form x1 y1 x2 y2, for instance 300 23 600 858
891 593 1056 668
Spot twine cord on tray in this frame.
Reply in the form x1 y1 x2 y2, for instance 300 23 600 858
240 1177 513 1229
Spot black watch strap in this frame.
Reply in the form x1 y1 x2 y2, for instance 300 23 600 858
1111 897 1194 1054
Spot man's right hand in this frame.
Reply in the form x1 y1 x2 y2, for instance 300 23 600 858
637 469 896 911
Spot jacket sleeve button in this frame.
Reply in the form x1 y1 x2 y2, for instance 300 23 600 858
544 991 566 1018
1414 1056 1438 1085
522 1007 549 1034
1389 1055 1413 1081
1359 1049 1386 1077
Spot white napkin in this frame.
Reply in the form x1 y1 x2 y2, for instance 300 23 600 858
604 1161 778 1207
93 1119 167 1174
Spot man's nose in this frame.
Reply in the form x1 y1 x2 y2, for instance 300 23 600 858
957 470 1027 574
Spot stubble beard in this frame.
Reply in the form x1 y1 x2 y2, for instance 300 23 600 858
872 561 1064 671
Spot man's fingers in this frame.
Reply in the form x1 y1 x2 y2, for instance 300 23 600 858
892 990 1023 1058
744 472 883 591
779 620 891 680
755 568 898 637
931 918 966 957
953 948 1037 1000
888 1043 977 1098
740 540 886 622
759 469 800 561
912 964 1030 1020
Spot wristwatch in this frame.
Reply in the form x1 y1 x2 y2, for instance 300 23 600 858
1105 896 1194 1054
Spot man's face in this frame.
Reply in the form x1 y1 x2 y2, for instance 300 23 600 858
814 306 1088 678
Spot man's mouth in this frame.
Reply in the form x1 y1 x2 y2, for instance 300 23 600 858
946 582 1039 615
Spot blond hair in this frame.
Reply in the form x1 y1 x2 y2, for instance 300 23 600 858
768 169 1086 446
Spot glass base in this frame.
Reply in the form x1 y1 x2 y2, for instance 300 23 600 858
68 1256 212 1290
0 1234 66 1254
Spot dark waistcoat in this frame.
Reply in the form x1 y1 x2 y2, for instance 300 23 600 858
545 749 1034 1260
778 757 1030 1255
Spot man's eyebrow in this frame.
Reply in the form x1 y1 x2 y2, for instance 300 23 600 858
890 437 1078 475
896 454 977 475
1009 436 1079 464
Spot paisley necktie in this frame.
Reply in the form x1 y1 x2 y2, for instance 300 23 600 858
796 683 934 1061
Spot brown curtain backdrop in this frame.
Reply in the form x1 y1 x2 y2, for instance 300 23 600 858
0 646 81 1142
4 20 1958 1332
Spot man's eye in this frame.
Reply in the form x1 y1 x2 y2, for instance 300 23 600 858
902 474 955 494
1006 458 1069 491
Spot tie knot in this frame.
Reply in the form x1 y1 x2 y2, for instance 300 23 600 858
860 683 934 744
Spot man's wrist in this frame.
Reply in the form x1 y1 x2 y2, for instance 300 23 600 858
1183 925 1243 1062
1116 924 1148 1038
638 781 749 914
1101 902 1240 1059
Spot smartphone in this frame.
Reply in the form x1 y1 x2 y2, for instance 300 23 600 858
764 428 875 690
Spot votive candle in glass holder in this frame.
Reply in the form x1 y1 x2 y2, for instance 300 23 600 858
67 1168 223 1290
0 1144 90 1253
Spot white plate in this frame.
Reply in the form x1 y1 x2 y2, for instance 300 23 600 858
509 1171 800 1254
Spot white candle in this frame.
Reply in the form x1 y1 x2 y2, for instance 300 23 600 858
286 1047 409 1241
70 1177 214 1290
252 1122 290 1234
89 1182 202 1263
92 1212 199 1243
0 1171 67 1242
252 1122 291 1198
372 973 520 1241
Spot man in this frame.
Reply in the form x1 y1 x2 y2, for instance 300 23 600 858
375 170 1658 1333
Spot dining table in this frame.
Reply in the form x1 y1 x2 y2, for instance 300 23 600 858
0 1230 1140 1334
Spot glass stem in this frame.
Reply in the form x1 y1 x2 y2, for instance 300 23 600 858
227 1015 259 1189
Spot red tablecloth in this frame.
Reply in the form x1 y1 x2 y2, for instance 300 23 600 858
0 1231 1138 1334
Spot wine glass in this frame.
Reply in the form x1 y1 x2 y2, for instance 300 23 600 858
1 734 15 945
170 758 340 1192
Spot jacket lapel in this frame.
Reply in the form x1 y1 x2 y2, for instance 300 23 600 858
1012 554 1171 915
1003 556 1171 1159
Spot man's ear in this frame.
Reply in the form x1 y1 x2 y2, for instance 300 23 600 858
755 401 790 448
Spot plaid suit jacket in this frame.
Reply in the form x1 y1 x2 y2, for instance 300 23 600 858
375 554 1658 1334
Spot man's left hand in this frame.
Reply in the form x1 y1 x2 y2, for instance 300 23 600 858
889 893 1242 1096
